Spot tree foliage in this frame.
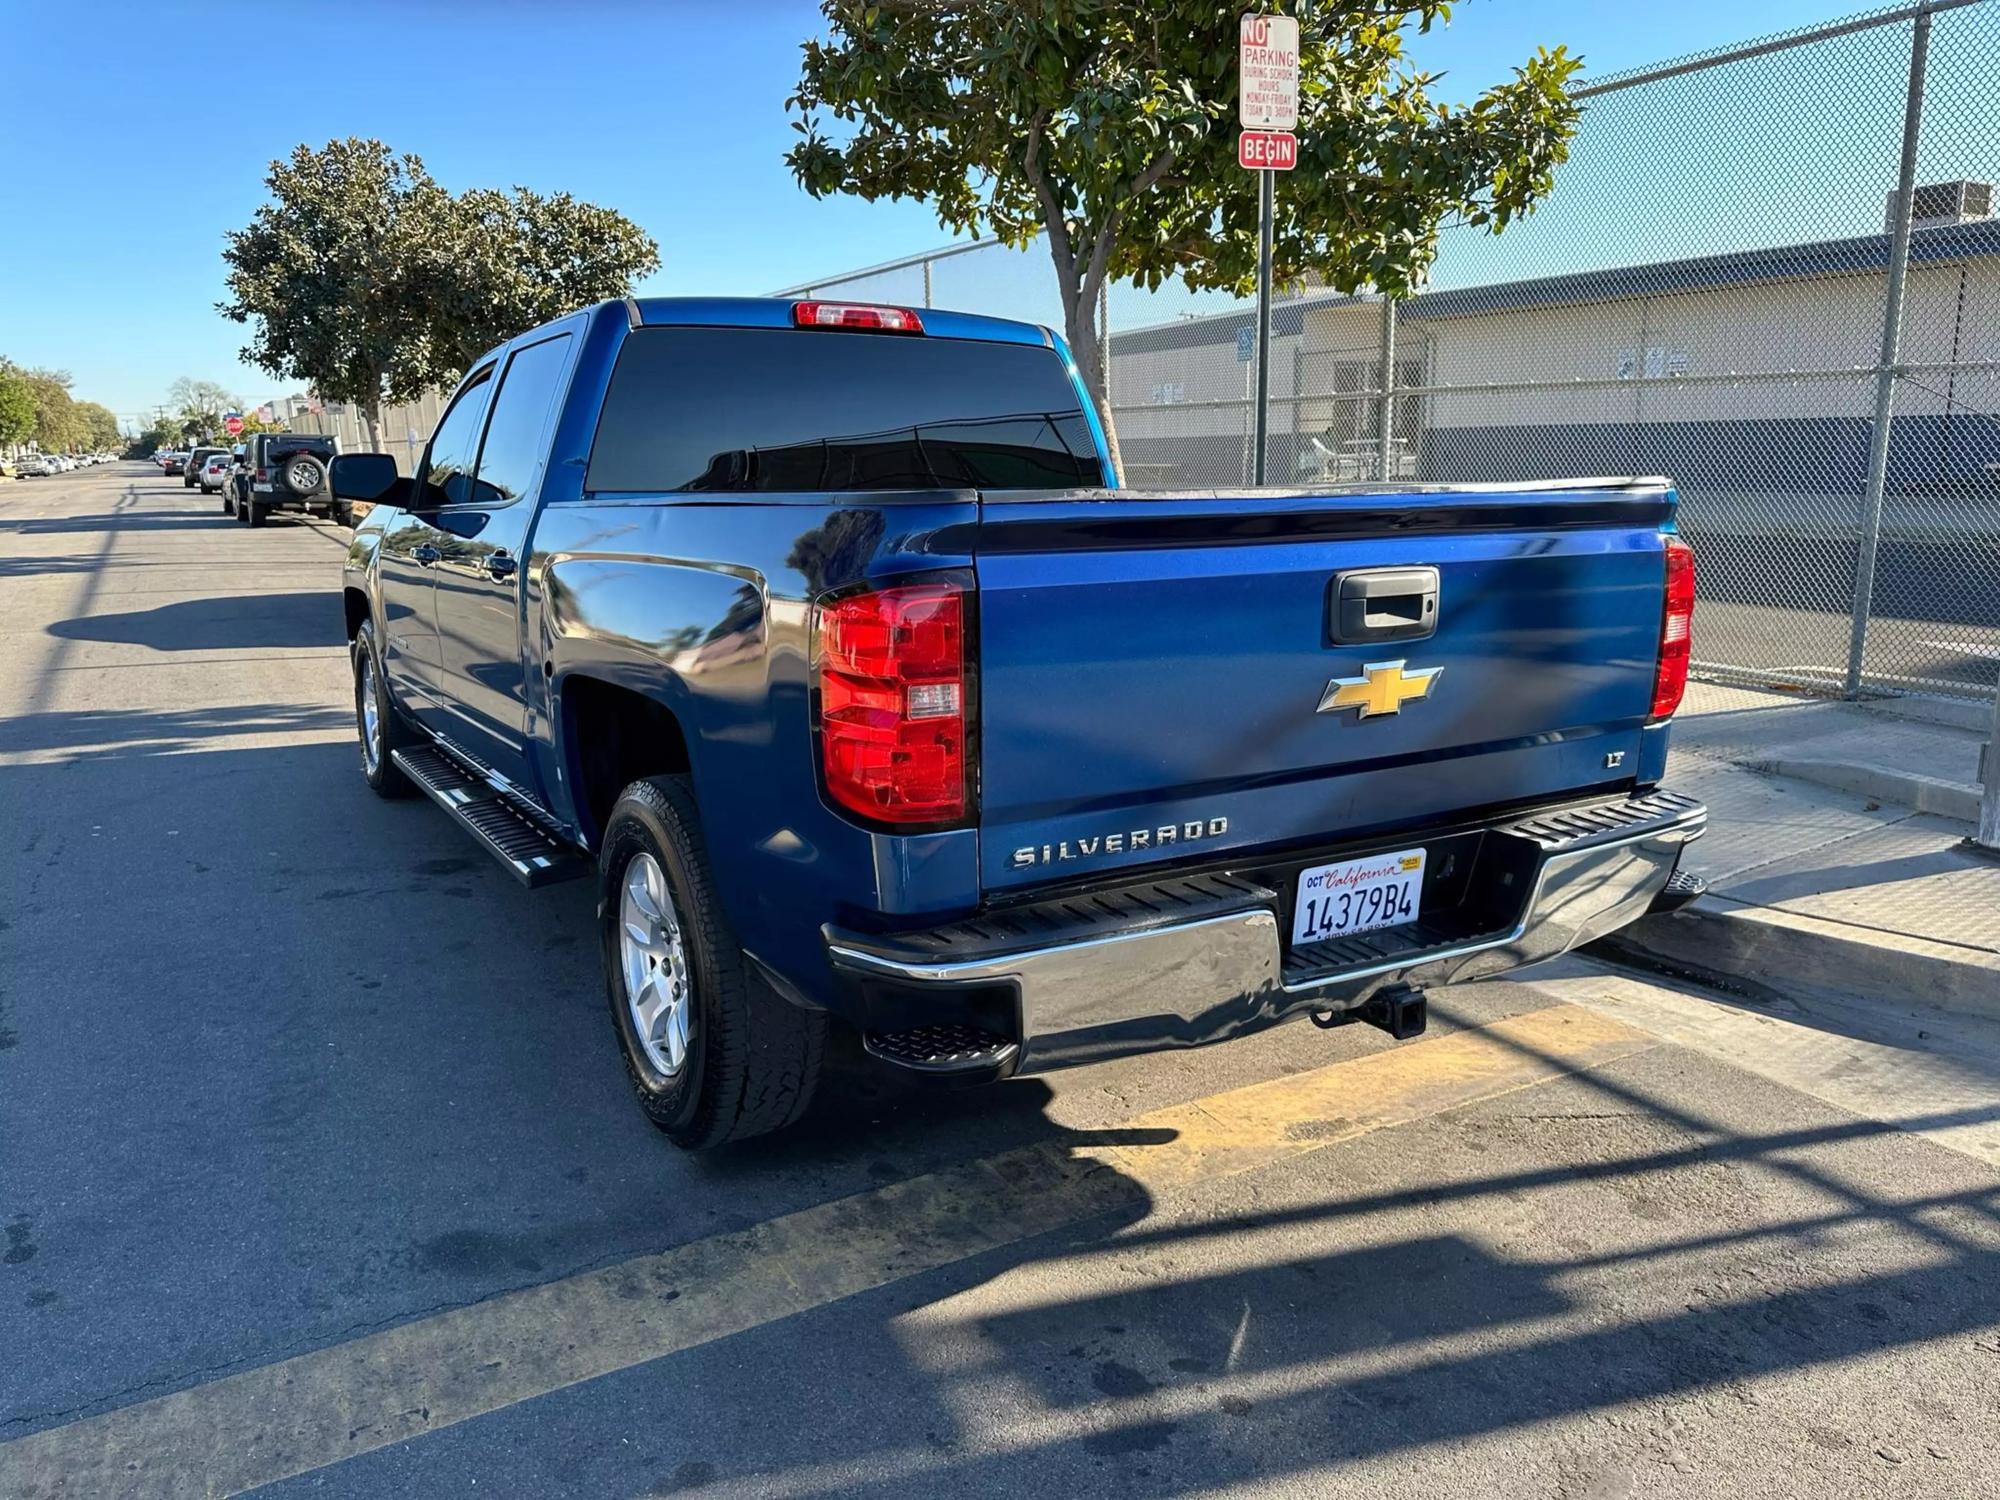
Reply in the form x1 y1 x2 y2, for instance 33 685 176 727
221 138 660 444
19 367 83 452
787 1 1580 462
0 361 35 448
74 401 121 451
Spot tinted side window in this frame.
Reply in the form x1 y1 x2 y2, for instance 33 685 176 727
585 328 1101 494
467 334 573 507
417 371 494 508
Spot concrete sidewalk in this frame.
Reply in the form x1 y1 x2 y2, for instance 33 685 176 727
1600 680 2000 1017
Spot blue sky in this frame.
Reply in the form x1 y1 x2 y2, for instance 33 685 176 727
0 0 1849 426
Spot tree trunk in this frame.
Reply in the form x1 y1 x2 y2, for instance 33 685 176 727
1062 294 1124 483
360 402 382 455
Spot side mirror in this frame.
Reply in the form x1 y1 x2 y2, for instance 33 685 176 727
330 452 409 506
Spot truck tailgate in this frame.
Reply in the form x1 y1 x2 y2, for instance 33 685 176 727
972 483 1676 893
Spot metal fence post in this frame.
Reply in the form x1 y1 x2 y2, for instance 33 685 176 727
1251 168 1275 485
1971 676 2000 851
1375 295 1398 483
922 257 933 309
1844 4 1933 699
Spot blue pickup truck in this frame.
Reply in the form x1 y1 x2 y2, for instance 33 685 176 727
334 296 1705 1149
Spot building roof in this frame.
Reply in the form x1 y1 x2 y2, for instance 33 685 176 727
1110 216 2000 357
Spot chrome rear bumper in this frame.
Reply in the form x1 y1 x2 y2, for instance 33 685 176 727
827 790 1705 1073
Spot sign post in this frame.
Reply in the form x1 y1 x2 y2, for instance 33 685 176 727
1239 12 1299 486
223 411 244 437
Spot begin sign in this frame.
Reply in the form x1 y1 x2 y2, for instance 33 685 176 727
1238 130 1298 171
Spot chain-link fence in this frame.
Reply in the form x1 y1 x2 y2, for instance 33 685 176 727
778 0 2000 704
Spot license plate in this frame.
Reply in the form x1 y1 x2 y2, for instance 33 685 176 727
1291 847 1425 946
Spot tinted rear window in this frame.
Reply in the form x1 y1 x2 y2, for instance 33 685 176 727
585 327 1102 493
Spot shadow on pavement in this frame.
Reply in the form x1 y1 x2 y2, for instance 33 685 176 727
8 735 2000 1497
0 702 351 757
45 591 346 651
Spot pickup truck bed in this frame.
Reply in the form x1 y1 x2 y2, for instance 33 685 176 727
336 295 1704 1148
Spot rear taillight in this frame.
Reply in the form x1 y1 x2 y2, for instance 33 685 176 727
817 583 968 825
254 467 267 481
792 300 924 334
1650 536 1695 719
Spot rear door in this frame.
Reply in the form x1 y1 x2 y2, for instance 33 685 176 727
972 486 1674 893
430 329 577 782
377 368 494 723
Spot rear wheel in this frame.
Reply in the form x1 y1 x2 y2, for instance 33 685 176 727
599 776 824 1149
245 497 266 527
331 501 356 528
221 493 234 516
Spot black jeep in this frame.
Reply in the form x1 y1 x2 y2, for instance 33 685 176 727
239 432 348 527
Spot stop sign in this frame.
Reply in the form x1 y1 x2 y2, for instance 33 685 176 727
224 415 244 436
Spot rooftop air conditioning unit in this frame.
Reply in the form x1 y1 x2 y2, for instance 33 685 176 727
1888 179 1995 232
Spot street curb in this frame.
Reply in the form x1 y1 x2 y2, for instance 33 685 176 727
1591 894 2000 1022
1746 757 1980 824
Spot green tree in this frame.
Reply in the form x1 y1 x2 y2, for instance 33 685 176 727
22 368 83 452
75 400 122 451
440 185 664 366
0 361 35 448
221 138 659 448
138 417 182 455
787 1 1580 468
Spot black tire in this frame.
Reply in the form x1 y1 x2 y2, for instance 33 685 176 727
222 492 235 516
332 501 356 528
245 497 266 527
599 776 825 1149
235 493 250 523
351 619 415 798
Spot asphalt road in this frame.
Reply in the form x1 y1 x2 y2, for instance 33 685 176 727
3 464 1998 1499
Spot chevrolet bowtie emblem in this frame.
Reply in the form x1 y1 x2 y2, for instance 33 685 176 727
1317 660 1442 718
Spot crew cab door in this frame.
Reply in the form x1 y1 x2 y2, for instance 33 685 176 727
429 330 576 785
377 367 494 724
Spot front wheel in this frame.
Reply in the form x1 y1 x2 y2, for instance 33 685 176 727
352 620 414 797
599 776 824 1149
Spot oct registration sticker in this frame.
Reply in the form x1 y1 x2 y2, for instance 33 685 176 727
1292 848 1425 946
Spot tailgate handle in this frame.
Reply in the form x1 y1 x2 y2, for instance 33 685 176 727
1330 567 1439 645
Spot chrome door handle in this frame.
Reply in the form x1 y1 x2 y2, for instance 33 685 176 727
412 544 441 567
483 552 518 580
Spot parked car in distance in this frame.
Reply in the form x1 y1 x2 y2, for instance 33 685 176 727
221 444 250 516
14 455 58 477
334 295 1707 1151
240 432 345 526
183 445 228 489
198 454 231 493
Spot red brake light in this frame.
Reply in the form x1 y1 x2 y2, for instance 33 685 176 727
1650 536 1695 720
792 300 924 334
817 583 967 824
